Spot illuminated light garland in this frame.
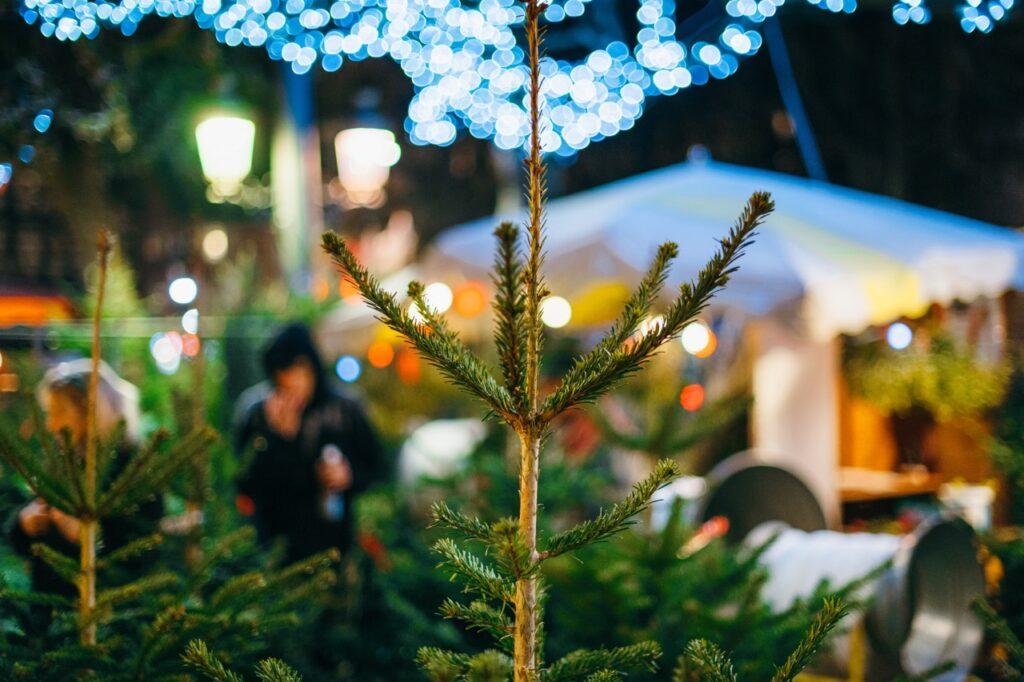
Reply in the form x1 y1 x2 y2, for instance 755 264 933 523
18 0 1010 155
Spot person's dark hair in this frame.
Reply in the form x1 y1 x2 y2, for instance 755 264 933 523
262 322 327 398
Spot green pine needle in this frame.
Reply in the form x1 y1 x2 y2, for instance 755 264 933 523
254 658 304 682
542 459 679 559
974 597 1024 673
770 597 849 682
544 641 662 681
679 640 738 682
181 639 244 682
439 598 513 642
417 647 472 682
433 538 516 604
542 192 773 419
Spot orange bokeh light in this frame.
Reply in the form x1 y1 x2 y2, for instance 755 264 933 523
679 384 705 412
453 281 489 317
182 333 201 357
367 341 395 368
396 349 421 384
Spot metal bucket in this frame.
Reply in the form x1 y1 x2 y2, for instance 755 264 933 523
696 453 985 681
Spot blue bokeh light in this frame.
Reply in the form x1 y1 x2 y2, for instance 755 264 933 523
17 0 1007 156
335 355 362 382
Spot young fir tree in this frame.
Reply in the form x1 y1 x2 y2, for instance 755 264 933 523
0 231 214 648
320 0 845 678
0 233 339 679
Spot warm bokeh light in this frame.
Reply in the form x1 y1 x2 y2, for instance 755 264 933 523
540 296 572 328
639 315 665 337
680 383 705 411
453 281 488 317
694 328 717 359
367 341 395 368
396 349 421 384
424 282 453 313
202 227 229 262
680 320 711 355
195 115 255 194
182 333 201 357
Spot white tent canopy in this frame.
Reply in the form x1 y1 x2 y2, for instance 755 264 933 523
428 161 1024 340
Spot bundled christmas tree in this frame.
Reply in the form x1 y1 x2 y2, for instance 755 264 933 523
320 0 846 679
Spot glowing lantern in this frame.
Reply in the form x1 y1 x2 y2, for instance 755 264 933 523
195 115 255 195
367 341 395 368
680 384 705 412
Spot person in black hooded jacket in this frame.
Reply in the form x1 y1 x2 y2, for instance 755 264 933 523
233 322 385 562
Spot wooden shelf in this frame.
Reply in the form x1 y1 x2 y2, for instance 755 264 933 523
839 467 945 504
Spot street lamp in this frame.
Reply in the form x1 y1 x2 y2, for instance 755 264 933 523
333 91 401 208
195 114 255 196
333 127 401 208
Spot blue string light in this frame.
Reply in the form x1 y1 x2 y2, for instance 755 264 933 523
18 0 1009 155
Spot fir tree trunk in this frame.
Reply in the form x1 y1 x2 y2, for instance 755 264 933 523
80 231 110 646
78 519 97 645
514 431 540 681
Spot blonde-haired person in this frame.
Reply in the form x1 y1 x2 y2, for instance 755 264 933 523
8 360 162 615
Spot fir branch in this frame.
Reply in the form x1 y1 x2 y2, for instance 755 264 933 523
29 543 80 585
552 242 678 419
98 533 162 569
541 459 679 559
542 192 773 418
439 598 514 642
183 526 255 594
974 598 1024 672
543 641 662 681
98 427 215 517
322 231 513 417
92 572 179 618
585 671 623 682
770 597 848 682
431 501 495 542
492 221 529 408
0 416 77 512
490 517 536 579
466 649 513 681
434 538 516 604
182 640 244 682
679 640 737 682
417 647 472 682
254 658 303 682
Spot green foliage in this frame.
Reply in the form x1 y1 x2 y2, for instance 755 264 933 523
321 0 773 675
973 594 1024 679
844 332 1008 421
